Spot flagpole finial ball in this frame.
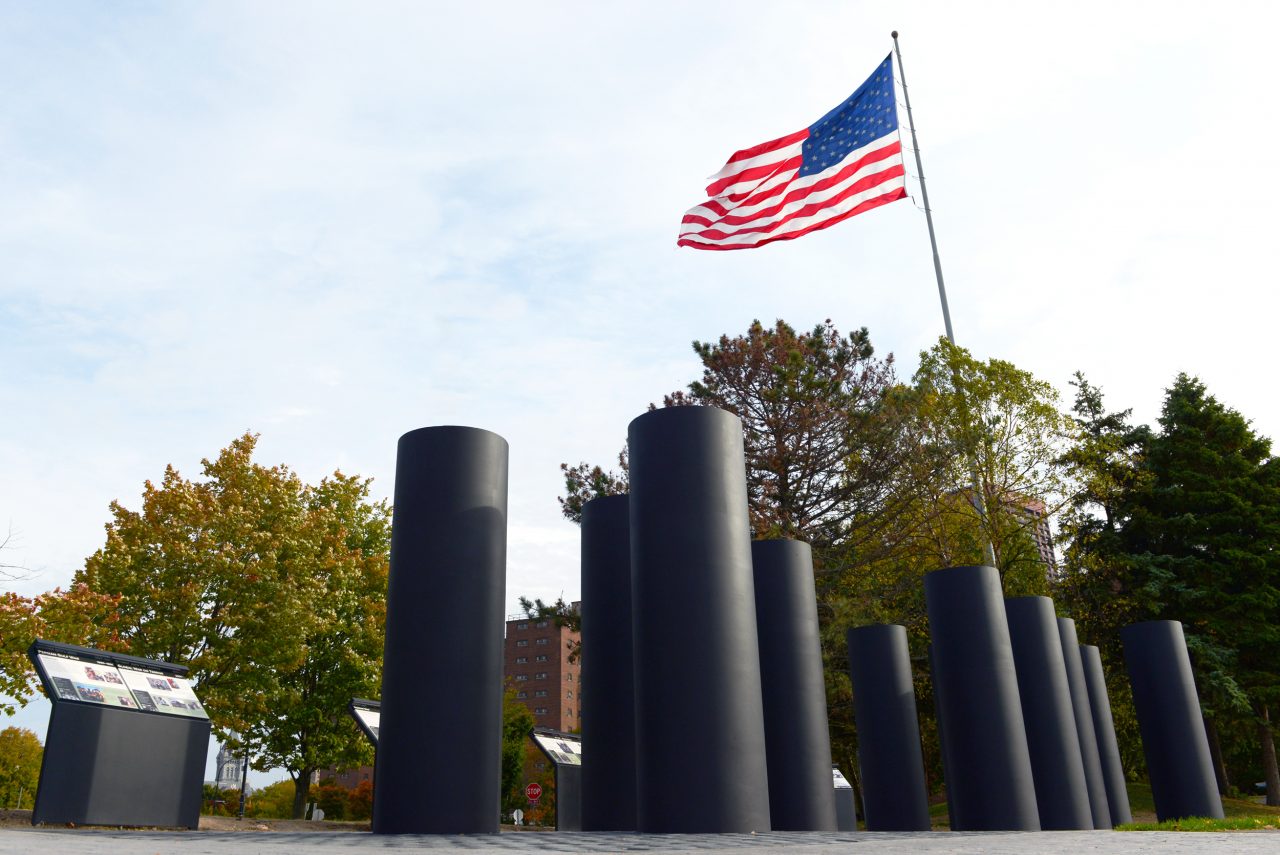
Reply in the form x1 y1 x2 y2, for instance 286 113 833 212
891 30 898 39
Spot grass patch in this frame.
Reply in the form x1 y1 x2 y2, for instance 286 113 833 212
1120 781 1280 831
1120 816 1280 831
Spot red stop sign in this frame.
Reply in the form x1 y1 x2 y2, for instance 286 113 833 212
525 782 542 802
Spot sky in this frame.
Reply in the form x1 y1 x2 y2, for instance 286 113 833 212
3 1 1279 785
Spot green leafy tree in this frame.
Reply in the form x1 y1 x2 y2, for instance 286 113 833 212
66 433 390 818
908 338 1074 593
501 684 536 816
247 779 296 819
0 727 41 810
1053 374 1153 780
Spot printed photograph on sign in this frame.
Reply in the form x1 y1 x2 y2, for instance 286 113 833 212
117 666 208 719
36 652 139 709
531 731 582 766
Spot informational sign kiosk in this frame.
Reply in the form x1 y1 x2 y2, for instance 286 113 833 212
832 766 858 831
530 727 582 831
28 639 210 828
348 698 381 746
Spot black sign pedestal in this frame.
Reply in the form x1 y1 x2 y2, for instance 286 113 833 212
29 639 209 829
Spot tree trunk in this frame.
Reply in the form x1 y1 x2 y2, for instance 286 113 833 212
1203 715 1229 795
292 772 313 820
1261 706 1280 808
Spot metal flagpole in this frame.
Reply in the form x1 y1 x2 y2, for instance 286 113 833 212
891 31 997 567
892 31 954 345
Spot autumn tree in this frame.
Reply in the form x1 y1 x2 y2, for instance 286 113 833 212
67 433 390 818
560 319 931 552
0 727 41 810
0 584 125 713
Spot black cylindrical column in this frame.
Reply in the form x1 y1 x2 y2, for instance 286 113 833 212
630 406 771 833
1004 597 1093 830
846 624 931 831
1121 620 1224 821
579 494 636 831
1080 644 1132 826
752 539 836 831
1057 618 1112 829
924 565 1039 831
373 426 507 834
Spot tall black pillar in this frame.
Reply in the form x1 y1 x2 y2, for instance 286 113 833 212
924 565 1039 831
1121 620 1224 821
752 539 836 831
1080 644 1132 826
629 406 771 833
845 624 931 831
579 494 636 831
373 426 507 834
1057 618 1112 829
1004 597 1093 830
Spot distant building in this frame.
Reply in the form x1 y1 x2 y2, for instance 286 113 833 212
215 742 250 793
1012 496 1058 575
503 607 581 732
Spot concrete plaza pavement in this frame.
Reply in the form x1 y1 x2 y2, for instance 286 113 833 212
0 829 1276 855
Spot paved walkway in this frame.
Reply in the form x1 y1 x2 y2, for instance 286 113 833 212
0 829 1276 855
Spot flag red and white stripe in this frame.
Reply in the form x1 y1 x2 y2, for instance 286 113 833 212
678 56 907 251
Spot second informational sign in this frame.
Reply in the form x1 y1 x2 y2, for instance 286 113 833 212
348 698 381 745
530 729 581 766
832 766 853 789
33 649 207 718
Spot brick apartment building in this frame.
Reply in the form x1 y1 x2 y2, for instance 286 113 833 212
503 608 581 732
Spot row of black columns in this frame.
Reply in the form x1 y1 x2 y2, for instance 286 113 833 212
846 564 1217 830
367 413 1225 834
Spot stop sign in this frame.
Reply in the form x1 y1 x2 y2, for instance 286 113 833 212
525 782 542 802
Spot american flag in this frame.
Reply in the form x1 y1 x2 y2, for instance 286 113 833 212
678 55 906 251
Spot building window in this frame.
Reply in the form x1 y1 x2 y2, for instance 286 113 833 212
565 673 573 682
567 708 574 717
566 690 573 699
516 639 528 647
535 707 548 715
535 654 548 662
534 689 548 697
535 638 549 646
515 656 528 664
536 620 550 628
517 622 528 629
517 691 528 699
535 761 546 770
534 672 548 680
515 674 528 682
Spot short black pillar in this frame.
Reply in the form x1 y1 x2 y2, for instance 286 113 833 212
753 539 836 831
579 494 637 831
924 565 1039 831
845 623 931 831
629 406 771 833
1080 644 1132 825
1004 597 1092 830
373 426 508 834
1121 620 1224 821
1058 618 1112 829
